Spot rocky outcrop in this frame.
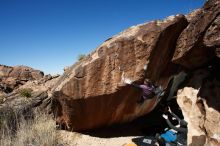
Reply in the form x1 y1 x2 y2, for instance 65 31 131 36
52 15 188 131
0 65 44 94
173 0 220 145
177 60 220 146
204 15 220 47
0 91 49 114
0 65 44 80
0 65 59 118
0 90 49 134
172 0 220 69
0 71 60 132
19 74 60 97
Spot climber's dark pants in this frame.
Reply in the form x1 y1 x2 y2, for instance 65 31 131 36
137 94 155 104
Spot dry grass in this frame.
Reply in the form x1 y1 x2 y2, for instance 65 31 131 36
0 108 58 146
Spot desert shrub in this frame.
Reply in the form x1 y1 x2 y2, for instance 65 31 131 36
19 88 32 98
77 54 86 61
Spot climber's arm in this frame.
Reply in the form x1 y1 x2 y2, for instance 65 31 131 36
168 107 188 126
163 114 187 133
131 83 142 89
170 112 188 127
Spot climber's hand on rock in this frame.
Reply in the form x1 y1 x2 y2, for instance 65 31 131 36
124 78 132 84
168 107 172 113
162 114 168 120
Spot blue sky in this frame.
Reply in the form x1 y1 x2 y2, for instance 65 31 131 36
0 0 205 75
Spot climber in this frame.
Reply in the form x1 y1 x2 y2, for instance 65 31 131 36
124 78 165 104
130 107 187 146
154 107 188 146
163 114 187 133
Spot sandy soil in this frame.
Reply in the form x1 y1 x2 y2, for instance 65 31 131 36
57 130 139 146
56 105 168 146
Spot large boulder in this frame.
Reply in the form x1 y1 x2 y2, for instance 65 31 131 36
204 15 220 47
172 0 220 69
52 15 188 131
0 65 44 94
204 14 220 58
177 59 220 146
172 1 220 145
0 65 44 80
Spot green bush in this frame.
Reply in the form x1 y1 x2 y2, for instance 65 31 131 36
77 54 86 61
19 88 32 98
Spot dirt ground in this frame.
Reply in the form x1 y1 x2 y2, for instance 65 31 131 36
57 105 169 146
57 130 139 146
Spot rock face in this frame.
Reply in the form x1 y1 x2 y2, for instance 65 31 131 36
177 61 220 146
172 0 220 69
52 0 220 135
204 15 220 47
173 0 220 145
0 70 60 129
0 65 44 80
0 65 44 94
52 15 188 131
